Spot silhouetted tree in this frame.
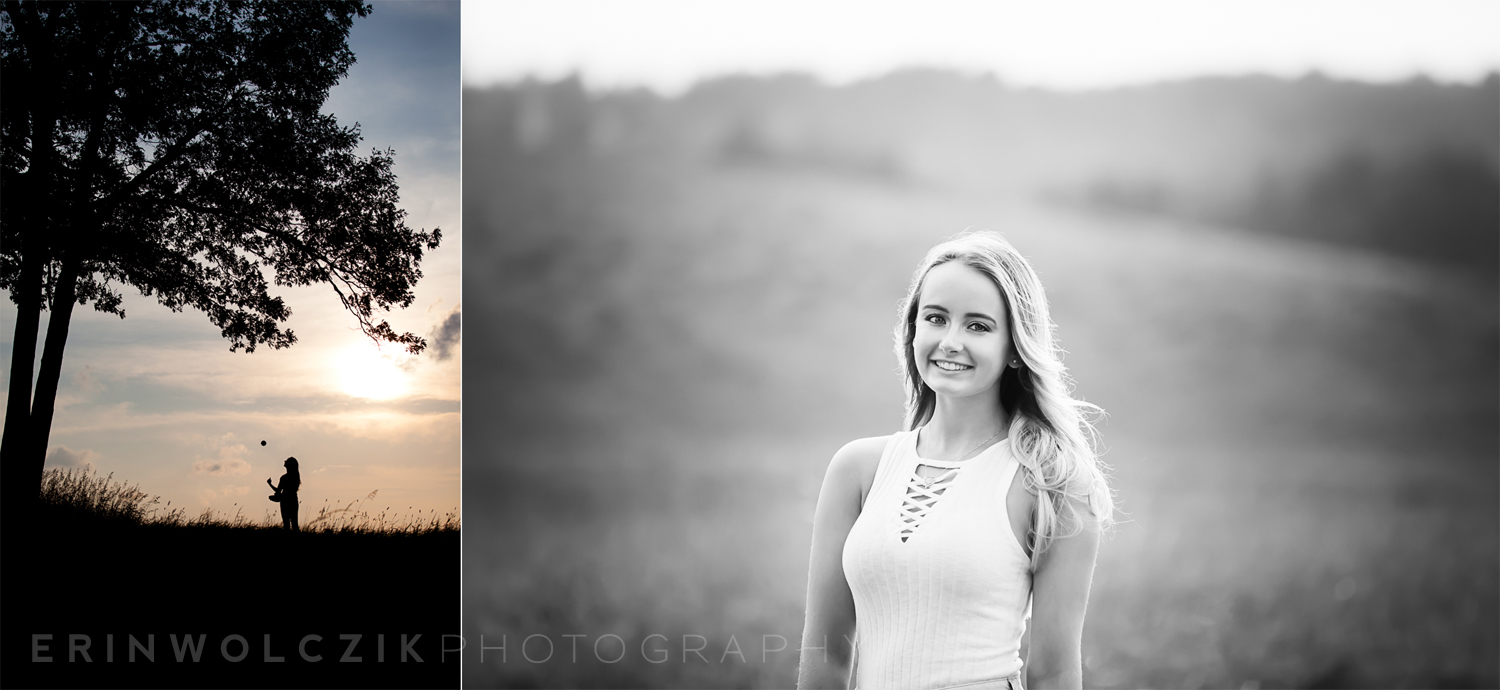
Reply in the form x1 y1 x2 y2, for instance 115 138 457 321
0 1 441 515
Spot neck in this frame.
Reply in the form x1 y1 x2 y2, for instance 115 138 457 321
920 391 1009 460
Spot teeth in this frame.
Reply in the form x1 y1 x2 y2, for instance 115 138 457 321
933 360 971 371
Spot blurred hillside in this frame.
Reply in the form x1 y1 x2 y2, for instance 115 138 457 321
472 71 1498 274
463 72 1498 688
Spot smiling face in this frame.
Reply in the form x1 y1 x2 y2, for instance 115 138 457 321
913 261 1016 401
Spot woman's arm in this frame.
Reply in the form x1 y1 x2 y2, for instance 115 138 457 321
267 478 277 491
1025 496 1101 690
796 437 883 690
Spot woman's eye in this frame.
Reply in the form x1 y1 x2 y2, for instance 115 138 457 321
924 314 945 325
968 322 990 333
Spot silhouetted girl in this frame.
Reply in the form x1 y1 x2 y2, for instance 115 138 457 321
267 457 301 532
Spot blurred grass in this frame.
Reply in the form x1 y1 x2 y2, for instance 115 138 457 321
462 81 1497 688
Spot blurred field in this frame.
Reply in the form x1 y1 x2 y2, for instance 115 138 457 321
462 76 1498 688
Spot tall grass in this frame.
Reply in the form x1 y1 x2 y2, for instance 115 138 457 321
38 466 181 524
304 489 462 535
38 467 459 535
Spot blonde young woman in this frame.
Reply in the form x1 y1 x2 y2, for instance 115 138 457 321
798 231 1114 690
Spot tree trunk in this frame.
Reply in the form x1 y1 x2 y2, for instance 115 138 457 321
1 252 44 512
3 0 62 518
26 255 81 495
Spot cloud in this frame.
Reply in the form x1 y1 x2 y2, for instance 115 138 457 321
192 458 251 475
58 365 107 407
200 485 252 500
373 0 457 20
72 364 106 392
46 445 100 469
192 444 251 475
197 485 256 509
428 307 461 361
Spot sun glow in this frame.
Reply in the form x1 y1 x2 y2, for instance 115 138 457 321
333 342 409 400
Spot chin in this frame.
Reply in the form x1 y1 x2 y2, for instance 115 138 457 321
923 378 975 399
924 373 999 400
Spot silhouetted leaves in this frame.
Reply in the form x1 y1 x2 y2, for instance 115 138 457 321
1 0 441 353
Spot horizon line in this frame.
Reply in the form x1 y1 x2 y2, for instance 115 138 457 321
462 65 1500 97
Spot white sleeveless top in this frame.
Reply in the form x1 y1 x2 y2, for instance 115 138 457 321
841 429 1033 689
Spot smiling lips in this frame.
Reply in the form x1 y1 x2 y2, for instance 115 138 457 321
932 359 973 372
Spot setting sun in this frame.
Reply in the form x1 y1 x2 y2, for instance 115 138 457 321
333 341 409 400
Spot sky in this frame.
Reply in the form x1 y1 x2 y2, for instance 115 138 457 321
463 0 1500 93
0 0 462 523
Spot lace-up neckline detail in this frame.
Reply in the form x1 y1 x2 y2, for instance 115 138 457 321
900 458 966 542
898 428 1005 543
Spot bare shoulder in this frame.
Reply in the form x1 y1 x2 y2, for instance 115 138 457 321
824 435 892 507
828 435 889 477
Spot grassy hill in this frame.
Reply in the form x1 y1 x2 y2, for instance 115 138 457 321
3 469 460 689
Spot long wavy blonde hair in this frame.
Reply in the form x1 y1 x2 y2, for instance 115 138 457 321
895 230 1114 570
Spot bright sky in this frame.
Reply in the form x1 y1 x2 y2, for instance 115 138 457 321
463 0 1500 93
1 0 461 524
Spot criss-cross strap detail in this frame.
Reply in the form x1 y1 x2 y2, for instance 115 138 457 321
899 465 962 542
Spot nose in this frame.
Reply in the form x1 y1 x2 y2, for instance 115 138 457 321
937 324 963 354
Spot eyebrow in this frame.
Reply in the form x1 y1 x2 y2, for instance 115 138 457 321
919 304 997 322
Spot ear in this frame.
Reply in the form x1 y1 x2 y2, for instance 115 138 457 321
1006 342 1023 369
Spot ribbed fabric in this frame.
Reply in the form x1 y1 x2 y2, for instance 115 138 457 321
842 430 1032 690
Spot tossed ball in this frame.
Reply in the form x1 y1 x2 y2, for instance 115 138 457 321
260 440 267 446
